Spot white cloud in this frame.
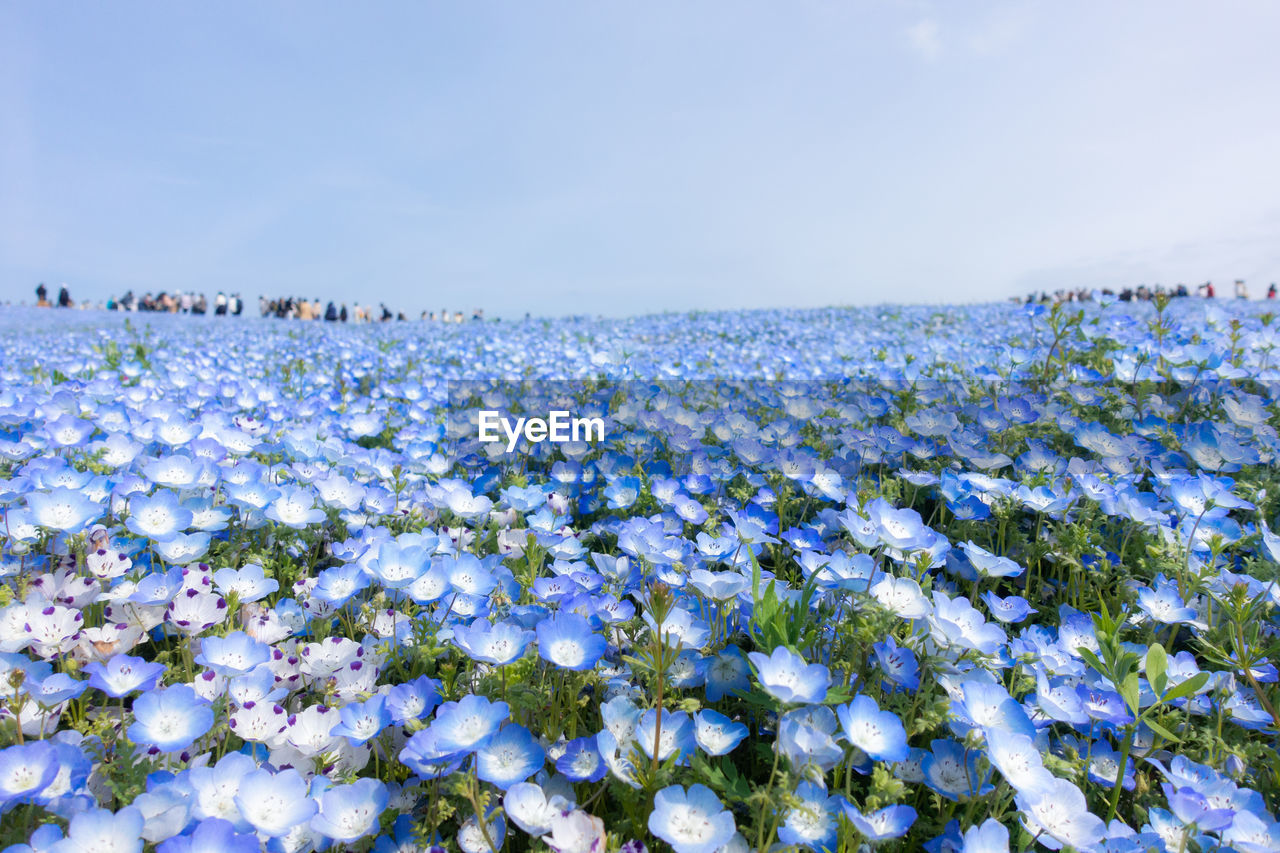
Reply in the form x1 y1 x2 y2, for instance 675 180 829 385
906 17 941 59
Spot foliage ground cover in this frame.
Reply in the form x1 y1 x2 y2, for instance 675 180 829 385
1 299 1279 853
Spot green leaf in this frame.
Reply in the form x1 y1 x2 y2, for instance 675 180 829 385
1078 647 1108 679
1143 716 1182 744
1146 643 1168 698
1161 671 1210 704
1119 671 1141 715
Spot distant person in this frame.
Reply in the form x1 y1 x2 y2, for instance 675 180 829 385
57 285 72 307
1269 283 1277 300
215 292 228 315
35 282 49 306
324 301 338 322
232 293 244 315
339 303 348 322
1234 279 1249 299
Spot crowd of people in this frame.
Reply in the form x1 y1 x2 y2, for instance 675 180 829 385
257 296 485 323
29 283 486 323
1022 279 1278 305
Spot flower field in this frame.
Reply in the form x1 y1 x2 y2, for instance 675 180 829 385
1 298 1279 853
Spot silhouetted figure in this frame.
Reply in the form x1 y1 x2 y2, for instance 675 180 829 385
325 301 338 322
1268 284 1277 300
57 285 72 308
35 283 48 306
339 304 348 322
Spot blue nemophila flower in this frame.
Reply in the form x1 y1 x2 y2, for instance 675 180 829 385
958 541 1024 578
983 727 1055 793
125 491 193 541
226 668 284 710
211 564 278 603
128 684 214 753
25 487 104 534
458 806 506 853
1034 669 1089 725
1014 777 1106 851
366 541 429 589
311 563 370 606
536 611 607 672
264 486 326 529
194 631 271 677
1223 811 1280 853
604 476 640 509
501 484 549 513
43 413 96 448
842 802 917 842
398 728 466 781
10 822 64 851
778 707 844 776
1085 744 1136 791
693 709 748 756
153 531 212 564
331 695 392 745
836 695 909 762
233 767 317 837
1134 574 1201 627
635 709 696 765
642 605 711 649
1075 683 1134 727
310 777 389 844
959 818 1009 853
688 569 750 601
49 805 144 853
504 781 572 836
385 675 442 724
922 739 994 802
948 679 1036 742
979 591 1036 624
865 498 933 553
778 780 844 852
430 693 510 753
747 646 831 704
155 817 260 853
452 619 535 666
648 783 736 853
1162 783 1236 832
927 592 1007 656
705 647 751 702
556 735 607 782
25 672 88 705
127 565 185 606
872 636 920 692
869 574 931 619
667 649 709 689
476 723 546 789
0 741 59 806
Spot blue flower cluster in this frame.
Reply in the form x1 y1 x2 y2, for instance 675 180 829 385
0 298 1279 853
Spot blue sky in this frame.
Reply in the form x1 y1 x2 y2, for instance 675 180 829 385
3 2 1279 317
